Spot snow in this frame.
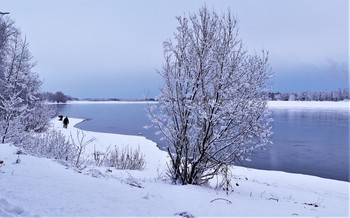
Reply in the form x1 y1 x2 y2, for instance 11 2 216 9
0 117 349 217
268 100 349 110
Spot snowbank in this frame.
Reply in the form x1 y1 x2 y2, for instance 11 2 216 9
0 118 349 217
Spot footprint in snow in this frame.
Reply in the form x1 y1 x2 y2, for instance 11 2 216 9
0 198 29 217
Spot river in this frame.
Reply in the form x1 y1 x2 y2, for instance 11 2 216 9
56 102 349 181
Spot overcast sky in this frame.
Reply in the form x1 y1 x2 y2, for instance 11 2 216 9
1 0 348 99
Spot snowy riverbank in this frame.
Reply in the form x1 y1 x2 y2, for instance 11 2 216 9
0 118 349 217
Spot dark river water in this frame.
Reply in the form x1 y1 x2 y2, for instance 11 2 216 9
57 102 349 182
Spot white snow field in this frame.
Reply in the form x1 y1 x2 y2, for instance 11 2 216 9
0 102 349 217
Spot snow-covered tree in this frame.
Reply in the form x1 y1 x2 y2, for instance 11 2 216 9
40 91 72 103
0 16 52 143
288 93 297 101
148 7 273 185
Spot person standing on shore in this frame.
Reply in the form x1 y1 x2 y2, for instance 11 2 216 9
63 116 69 128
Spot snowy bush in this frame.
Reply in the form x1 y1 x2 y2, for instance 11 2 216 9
22 103 56 133
16 129 75 162
13 126 145 171
148 6 273 185
102 145 146 170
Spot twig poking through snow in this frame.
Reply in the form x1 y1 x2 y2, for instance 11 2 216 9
126 179 144 188
268 194 279 202
210 198 232 204
303 197 324 208
175 211 195 218
125 172 144 188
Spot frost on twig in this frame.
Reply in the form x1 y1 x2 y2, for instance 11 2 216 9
215 164 234 195
69 130 95 170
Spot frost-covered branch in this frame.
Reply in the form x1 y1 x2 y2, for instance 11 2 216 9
148 6 273 185
0 16 50 144
70 130 95 169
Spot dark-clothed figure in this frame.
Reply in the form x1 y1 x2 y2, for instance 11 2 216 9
63 116 69 128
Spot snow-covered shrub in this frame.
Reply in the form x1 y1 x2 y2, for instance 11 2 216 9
103 145 146 170
148 6 273 185
22 103 56 133
16 129 75 162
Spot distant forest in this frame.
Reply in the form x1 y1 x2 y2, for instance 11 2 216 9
40 91 77 103
41 89 349 103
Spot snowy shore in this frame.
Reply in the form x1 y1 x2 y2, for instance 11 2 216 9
0 117 349 217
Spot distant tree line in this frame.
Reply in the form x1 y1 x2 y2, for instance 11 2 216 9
80 97 120 102
79 97 156 102
269 89 349 101
40 91 76 103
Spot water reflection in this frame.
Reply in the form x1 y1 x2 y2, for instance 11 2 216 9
241 108 349 181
